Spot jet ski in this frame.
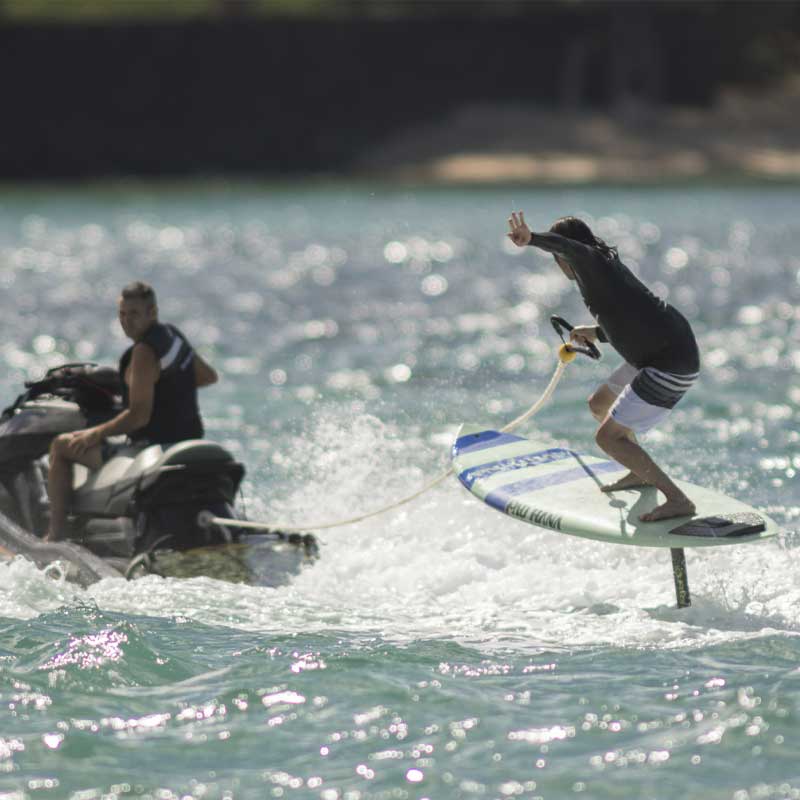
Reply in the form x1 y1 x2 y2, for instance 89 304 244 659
0 363 317 586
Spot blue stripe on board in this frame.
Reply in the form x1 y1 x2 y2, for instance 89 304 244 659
457 448 575 489
452 430 525 456
484 461 625 511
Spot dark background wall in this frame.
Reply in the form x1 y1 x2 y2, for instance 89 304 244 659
2 2 799 179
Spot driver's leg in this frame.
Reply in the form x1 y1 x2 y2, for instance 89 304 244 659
45 434 103 541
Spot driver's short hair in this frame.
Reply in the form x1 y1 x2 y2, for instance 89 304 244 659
121 281 157 308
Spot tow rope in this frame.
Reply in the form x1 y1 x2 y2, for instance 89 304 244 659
198 317 599 536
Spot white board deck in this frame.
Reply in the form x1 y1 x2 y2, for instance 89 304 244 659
452 425 780 549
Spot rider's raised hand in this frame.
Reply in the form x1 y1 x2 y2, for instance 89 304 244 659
507 211 532 247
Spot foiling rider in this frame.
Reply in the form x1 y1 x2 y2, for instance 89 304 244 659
507 212 700 523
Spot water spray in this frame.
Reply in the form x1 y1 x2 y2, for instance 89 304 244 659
198 316 599 536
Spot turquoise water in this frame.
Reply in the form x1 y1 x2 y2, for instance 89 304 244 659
2 183 800 799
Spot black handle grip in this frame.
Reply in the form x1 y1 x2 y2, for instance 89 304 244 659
24 362 100 388
550 316 601 360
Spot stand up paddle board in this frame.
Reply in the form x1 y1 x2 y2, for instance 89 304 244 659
452 425 779 549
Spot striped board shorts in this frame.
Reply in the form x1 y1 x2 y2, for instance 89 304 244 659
605 362 699 434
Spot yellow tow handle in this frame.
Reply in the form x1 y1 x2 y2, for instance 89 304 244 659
558 343 578 364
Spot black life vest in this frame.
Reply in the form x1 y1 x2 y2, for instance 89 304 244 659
119 322 204 444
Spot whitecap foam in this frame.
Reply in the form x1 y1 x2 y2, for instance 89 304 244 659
5 410 798 656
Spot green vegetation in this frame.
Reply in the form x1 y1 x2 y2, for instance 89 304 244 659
1 0 344 22
1 0 433 22
0 0 538 23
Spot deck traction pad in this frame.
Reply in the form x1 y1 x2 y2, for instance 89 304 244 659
669 512 766 538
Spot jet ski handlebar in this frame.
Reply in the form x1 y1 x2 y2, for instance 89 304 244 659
24 362 99 388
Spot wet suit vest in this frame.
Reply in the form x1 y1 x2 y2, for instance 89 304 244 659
528 231 700 375
119 322 204 444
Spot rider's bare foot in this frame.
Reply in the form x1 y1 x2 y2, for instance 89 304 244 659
601 471 650 493
639 497 695 523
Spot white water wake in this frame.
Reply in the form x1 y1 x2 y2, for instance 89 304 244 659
3 409 799 654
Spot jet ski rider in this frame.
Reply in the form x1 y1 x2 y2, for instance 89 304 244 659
507 212 700 523
44 282 219 542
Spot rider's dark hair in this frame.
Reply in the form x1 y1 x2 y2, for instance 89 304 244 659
549 216 618 259
121 281 157 308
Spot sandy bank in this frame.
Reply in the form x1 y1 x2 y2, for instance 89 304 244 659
355 78 800 184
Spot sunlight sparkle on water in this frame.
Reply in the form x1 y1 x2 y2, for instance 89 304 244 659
2 187 800 799
39 630 127 671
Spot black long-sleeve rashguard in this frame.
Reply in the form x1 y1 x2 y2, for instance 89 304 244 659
529 231 700 375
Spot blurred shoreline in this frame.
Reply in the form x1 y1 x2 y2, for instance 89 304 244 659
4 6 799 186
2 80 800 189
353 78 800 186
